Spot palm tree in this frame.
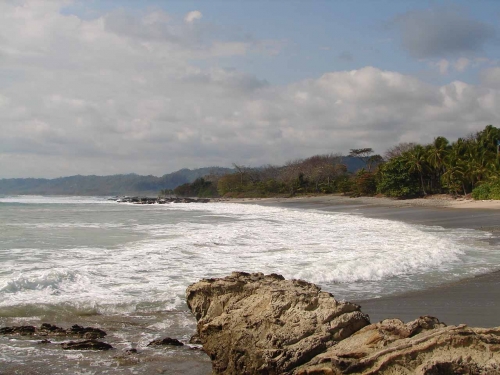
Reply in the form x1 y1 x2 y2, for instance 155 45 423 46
405 145 429 195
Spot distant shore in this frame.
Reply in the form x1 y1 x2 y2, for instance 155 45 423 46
230 194 500 327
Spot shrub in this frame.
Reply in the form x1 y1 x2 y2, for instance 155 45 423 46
472 180 500 200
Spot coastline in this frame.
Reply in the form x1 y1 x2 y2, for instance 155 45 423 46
231 194 500 327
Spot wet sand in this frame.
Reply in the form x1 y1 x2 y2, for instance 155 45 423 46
238 195 500 328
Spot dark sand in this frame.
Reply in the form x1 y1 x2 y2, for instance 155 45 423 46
247 196 500 328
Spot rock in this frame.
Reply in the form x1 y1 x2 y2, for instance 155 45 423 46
0 324 106 339
186 272 370 374
67 324 107 339
295 318 500 374
61 340 113 351
39 323 66 336
186 272 500 375
189 333 202 344
0 325 36 335
147 337 184 347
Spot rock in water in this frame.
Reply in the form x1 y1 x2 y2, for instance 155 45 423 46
147 337 184 347
186 272 500 375
186 272 370 374
61 340 113 351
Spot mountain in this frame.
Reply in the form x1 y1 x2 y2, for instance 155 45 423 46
0 167 233 196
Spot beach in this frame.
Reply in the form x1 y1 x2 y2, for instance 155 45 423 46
234 194 500 328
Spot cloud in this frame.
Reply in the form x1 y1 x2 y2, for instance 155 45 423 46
184 10 202 24
395 8 495 59
1 3 500 178
480 66 500 89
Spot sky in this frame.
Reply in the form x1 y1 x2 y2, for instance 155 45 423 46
1 0 500 178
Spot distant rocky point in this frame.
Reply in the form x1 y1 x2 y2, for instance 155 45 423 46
186 272 500 374
115 196 211 204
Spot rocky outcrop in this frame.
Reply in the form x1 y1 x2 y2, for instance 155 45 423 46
186 272 500 375
186 272 370 374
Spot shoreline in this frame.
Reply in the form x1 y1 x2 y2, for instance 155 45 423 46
230 194 500 327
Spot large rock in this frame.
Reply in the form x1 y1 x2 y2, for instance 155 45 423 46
294 317 500 374
186 272 370 374
186 272 500 375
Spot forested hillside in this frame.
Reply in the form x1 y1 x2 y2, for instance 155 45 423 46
174 125 500 200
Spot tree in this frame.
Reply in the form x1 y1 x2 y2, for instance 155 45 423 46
384 142 416 160
349 148 374 163
404 145 429 195
377 156 420 198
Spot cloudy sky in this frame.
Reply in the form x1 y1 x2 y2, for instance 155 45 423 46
1 0 500 178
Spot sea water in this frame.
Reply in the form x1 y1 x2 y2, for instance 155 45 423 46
1 195 499 374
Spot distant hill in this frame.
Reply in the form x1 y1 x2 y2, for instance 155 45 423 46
341 156 368 173
0 167 233 196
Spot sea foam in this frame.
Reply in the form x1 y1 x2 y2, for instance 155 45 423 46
0 201 498 314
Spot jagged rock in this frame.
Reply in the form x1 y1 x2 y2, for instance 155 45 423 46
189 333 202 344
186 272 500 375
186 272 370 374
61 340 113 351
294 318 500 374
147 337 184 347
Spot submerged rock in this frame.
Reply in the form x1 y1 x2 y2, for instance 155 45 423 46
67 324 107 339
186 272 500 375
0 323 106 339
61 340 113 351
0 325 36 335
147 337 184 347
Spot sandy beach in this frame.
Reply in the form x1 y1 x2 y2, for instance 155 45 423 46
233 194 500 328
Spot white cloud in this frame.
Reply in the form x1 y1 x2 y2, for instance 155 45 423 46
1 3 500 178
184 10 202 24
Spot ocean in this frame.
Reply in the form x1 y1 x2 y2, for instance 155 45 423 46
1 195 499 374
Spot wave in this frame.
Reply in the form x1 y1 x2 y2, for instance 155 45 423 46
0 202 498 310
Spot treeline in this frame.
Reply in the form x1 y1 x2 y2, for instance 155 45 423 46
173 153 382 198
171 125 500 200
378 125 500 199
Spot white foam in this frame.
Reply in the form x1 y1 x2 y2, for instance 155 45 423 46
0 202 498 312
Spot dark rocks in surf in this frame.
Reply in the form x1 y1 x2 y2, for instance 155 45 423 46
0 325 36 335
0 323 106 339
67 324 107 339
116 196 210 204
61 340 113 351
147 337 184 347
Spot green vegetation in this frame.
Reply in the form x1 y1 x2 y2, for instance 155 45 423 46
471 181 500 200
171 125 500 200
